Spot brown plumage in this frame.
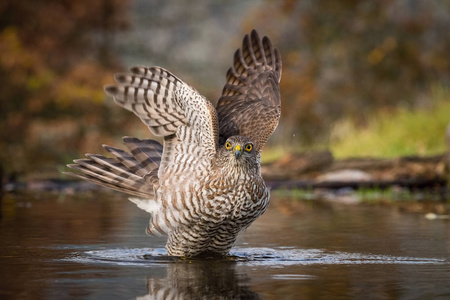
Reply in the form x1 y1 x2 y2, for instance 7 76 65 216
65 30 282 257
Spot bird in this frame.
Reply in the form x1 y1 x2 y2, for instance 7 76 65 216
65 30 282 257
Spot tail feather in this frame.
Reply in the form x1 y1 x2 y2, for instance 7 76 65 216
86 154 134 177
103 145 145 176
63 171 153 198
65 137 164 199
122 136 162 174
143 169 159 186
67 160 152 196
72 158 143 185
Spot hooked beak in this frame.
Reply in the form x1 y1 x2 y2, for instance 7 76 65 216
234 145 242 159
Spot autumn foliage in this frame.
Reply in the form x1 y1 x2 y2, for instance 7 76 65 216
0 0 131 176
1 0 449 177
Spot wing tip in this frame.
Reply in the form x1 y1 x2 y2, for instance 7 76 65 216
250 29 260 42
66 164 81 170
129 66 144 75
104 85 118 96
123 136 140 143
102 144 116 153
113 73 128 83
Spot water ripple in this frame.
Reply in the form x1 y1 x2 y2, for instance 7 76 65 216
66 247 447 266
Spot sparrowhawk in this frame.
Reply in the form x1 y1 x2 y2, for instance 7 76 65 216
65 30 282 257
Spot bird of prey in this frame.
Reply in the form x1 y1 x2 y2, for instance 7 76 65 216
65 30 282 257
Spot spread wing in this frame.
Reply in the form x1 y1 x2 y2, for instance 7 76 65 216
104 66 219 181
216 30 282 153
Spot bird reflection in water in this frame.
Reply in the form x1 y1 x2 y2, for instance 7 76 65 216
137 257 260 300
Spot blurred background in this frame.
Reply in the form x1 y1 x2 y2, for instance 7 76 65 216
1 0 449 180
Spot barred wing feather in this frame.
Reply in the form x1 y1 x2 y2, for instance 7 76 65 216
216 30 282 153
104 66 219 180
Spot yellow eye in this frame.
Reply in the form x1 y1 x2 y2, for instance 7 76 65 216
225 142 232 150
245 143 253 152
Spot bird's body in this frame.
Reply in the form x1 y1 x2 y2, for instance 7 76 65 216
66 30 281 257
149 136 270 257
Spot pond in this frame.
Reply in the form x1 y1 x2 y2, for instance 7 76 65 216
0 190 449 299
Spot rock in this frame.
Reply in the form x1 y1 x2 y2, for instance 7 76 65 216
317 169 373 182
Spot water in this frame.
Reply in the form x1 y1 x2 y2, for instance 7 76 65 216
1 191 449 299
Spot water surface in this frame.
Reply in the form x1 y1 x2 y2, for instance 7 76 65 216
0 191 449 299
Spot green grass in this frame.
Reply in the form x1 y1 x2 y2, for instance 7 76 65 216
330 86 450 158
261 146 287 163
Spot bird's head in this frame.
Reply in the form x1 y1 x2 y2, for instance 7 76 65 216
217 136 259 171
